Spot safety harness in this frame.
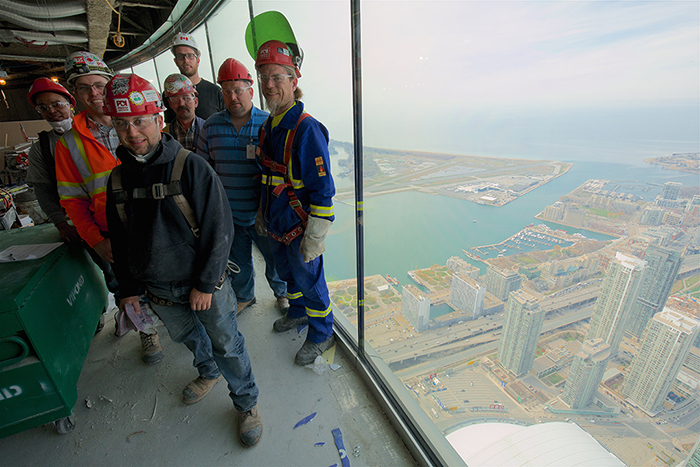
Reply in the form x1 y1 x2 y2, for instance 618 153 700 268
110 147 200 238
257 112 311 245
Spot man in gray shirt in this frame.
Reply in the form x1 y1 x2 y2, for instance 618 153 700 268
25 78 81 243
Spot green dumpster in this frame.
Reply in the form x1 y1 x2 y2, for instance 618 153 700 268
0 224 108 438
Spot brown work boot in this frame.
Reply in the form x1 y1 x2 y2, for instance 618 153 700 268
237 297 257 316
239 406 263 447
182 375 224 404
139 330 163 365
276 296 289 314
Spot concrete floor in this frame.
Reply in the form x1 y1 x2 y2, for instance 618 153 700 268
1 251 417 467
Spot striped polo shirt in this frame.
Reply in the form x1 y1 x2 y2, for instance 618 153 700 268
196 106 269 226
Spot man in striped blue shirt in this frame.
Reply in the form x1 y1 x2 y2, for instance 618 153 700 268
197 58 287 315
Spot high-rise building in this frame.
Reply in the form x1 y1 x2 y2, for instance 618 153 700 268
485 266 522 302
640 206 665 226
450 273 486 319
401 284 431 332
543 202 565 222
561 339 611 409
498 290 544 376
623 307 700 415
627 245 682 338
587 251 647 354
661 181 682 200
446 256 480 279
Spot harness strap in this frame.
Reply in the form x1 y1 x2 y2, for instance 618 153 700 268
110 148 199 238
268 225 304 245
171 148 200 238
257 112 313 243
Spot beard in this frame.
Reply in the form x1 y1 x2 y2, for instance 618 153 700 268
264 97 282 116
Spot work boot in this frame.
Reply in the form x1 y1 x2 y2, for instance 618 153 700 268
140 330 164 365
295 335 336 366
236 297 257 316
273 313 309 332
182 375 224 404
239 406 263 447
276 296 289 315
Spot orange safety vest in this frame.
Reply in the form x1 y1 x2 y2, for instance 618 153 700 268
55 110 120 247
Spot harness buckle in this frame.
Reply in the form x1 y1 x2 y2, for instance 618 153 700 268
151 183 165 199
289 199 302 209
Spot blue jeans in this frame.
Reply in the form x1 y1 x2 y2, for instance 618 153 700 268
230 222 287 302
270 236 333 343
146 279 258 412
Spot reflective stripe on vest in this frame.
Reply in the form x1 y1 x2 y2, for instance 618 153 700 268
58 127 114 199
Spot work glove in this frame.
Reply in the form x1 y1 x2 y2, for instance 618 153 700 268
255 209 268 236
300 217 333 263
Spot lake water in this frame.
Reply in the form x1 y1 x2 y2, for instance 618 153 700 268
323 153 698 283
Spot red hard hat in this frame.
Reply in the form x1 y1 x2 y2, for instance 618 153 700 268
217 58 253 84
103 73 165 117
162 73 198 99
255 40 301 78
27 78 76 107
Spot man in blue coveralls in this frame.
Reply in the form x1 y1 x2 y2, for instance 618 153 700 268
197 58 288 316
254 40 336 366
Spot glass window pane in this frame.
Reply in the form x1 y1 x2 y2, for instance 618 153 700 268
219 1 700 465
131 60 159 89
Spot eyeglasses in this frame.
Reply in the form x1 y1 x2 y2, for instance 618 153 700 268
168 95 195 104
35 101 71 114
76 83 106 94
257 74 292 84
221 85 252 97
112 115 158 131
175 53 197 61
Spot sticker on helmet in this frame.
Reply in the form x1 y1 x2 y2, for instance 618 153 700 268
276 47 291 57
111 77 130 96
259 48 270 60
115 98 131 113
129 91 145 105
72 56 86 65
142 89 159 102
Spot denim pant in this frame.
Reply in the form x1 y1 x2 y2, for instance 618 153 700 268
270 236 333 343
146 279 258 412
230 222 287 302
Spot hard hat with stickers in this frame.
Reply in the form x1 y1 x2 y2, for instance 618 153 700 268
103 73 165 117
64 51 113 86
245 11 303 77
162 73 198 99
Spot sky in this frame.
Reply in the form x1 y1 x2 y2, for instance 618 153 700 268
135 0 700 162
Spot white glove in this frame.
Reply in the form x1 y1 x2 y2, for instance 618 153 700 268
300 217 332 263
255 209 268 236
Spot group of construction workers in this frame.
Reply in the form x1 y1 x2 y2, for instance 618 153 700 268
24 32 336 448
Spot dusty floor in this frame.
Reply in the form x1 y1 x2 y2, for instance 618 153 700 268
1 251 417 467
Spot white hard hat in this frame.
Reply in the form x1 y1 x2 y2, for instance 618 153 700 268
171 33 201 57
65 51 113 86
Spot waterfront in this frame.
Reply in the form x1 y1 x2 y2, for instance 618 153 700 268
323 157 697 282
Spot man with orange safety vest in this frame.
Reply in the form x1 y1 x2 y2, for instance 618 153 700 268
55 51 163 363
255 41 336 366
25 78 81 243
162 73 204 153
197 58 288 317
165 33 224 123
103 74 262 447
